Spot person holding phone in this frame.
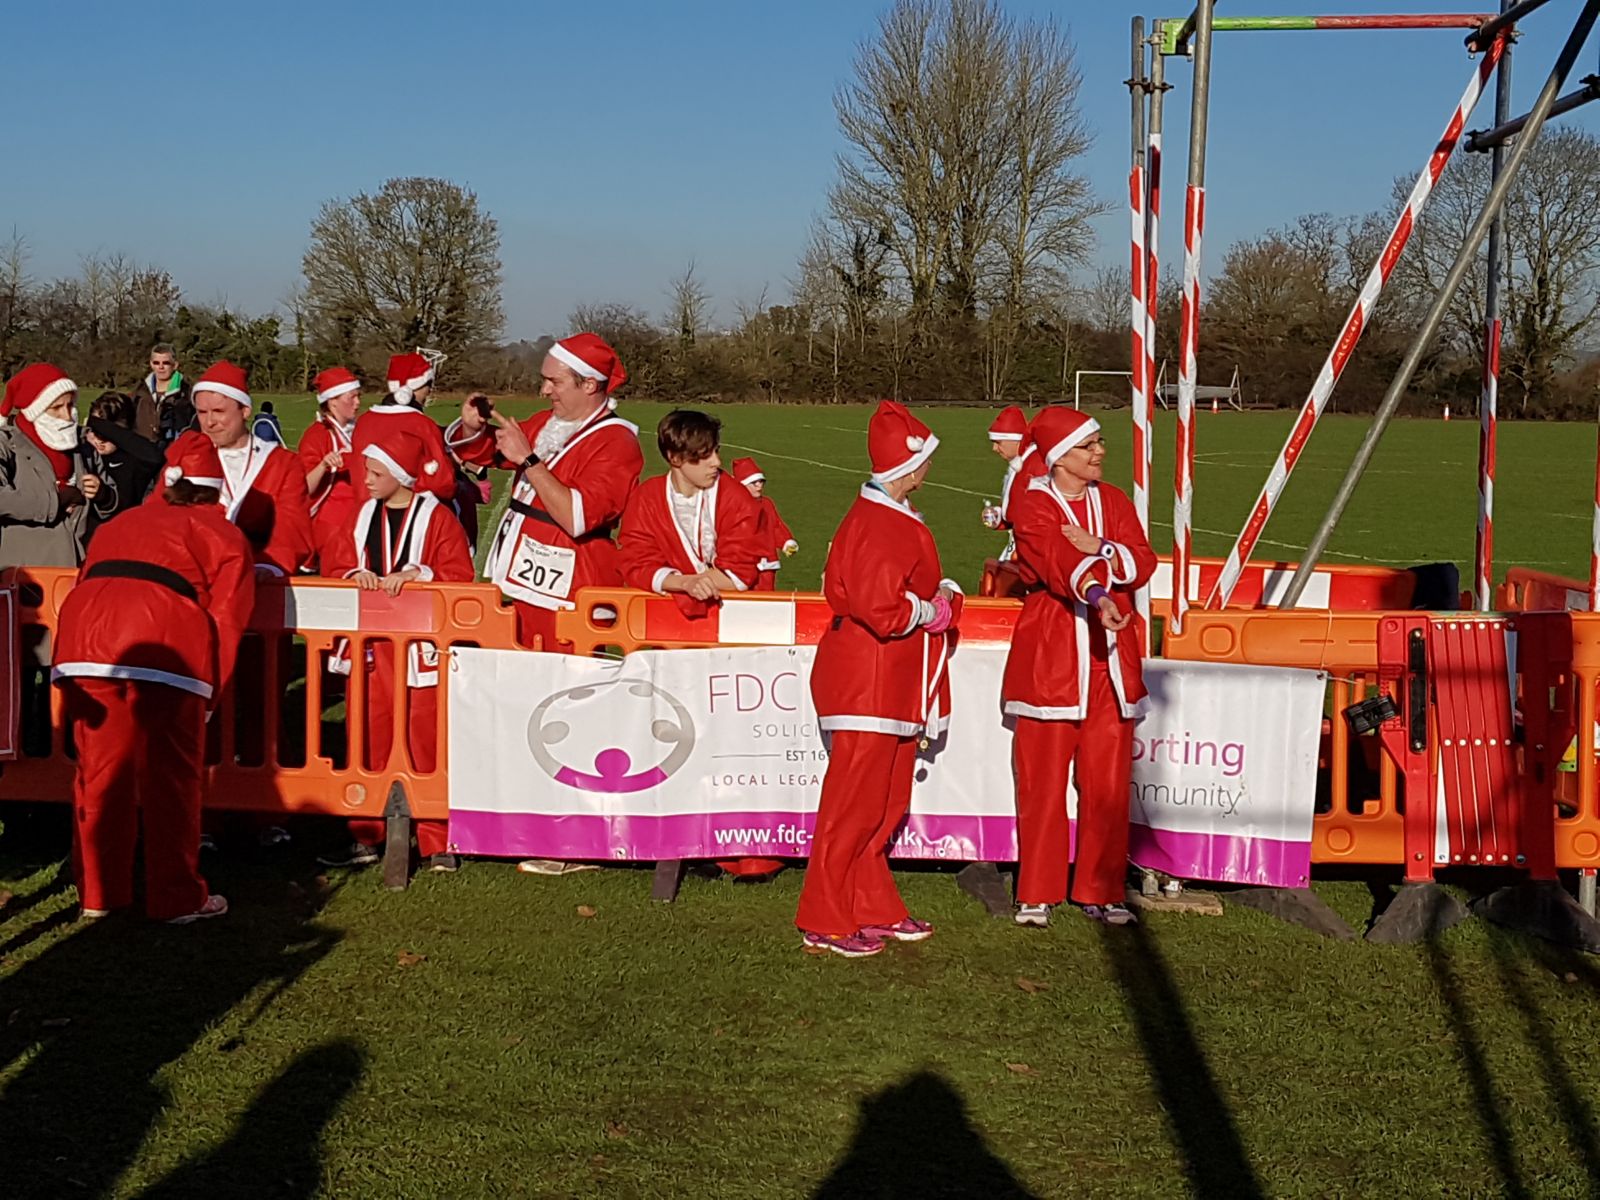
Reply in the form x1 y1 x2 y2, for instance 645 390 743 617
299 366 365 556
1002 405 1156 929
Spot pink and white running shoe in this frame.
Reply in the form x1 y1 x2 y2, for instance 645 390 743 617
801 930 885 958
859 917 935 943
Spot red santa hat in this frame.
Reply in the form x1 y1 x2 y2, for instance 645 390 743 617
386 352 435 398
193 360 252 413
361 426 440 489
868 399 939 484
314 366 362 405
163 430 225 490
2 363 78 423
730 457 765 485
987 405 1028 442
548 332 628 395
1030 405 1102 467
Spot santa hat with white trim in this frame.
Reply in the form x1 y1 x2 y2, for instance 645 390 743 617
730 457 765 485
987 405 1028 442
548 332 628 396
361 426 440 489
163 430 226 490
2 363 78 424
868 399 938 484
314 366 362 405
194 360 252 413
386 353 434 404
1030 405 1102 467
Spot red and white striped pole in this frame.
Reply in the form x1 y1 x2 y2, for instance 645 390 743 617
1142 132 1162 651
1171 183 1204 637
1475 318 1501 610
1129 165 1149 533
1204 39 1505 612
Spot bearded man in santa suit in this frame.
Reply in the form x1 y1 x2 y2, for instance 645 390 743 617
448 332 644 652
318 425 474 873
1002 405 1156 929
729 456 798 591
159 362 315 577
351 353 459 509
52 434 255 923
980 405 1043 563
795 400 963 958
298 366 365 558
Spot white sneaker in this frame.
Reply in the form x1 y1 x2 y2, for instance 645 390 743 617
516 859 600 876
79 908 110 921
1014 903 1052 928
168 894 228 925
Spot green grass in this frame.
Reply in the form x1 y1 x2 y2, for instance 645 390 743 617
5 399 1599 1197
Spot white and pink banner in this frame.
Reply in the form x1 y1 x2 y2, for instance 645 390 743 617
447 645 1324 887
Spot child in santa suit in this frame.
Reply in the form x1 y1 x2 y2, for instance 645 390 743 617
351 353 463 516
318 426 474 872
446 333 643 651
1002 405 1156 928
298 366 364 560
52 435 255 922
619 410 777 878
796 400 962 958
980 405 1043 563
730 457 798 591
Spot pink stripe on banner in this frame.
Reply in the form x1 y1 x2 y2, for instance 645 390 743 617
448 809 1022 864
1129 824 1309 888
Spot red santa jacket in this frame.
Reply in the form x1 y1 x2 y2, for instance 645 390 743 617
811 485 963 738
999 442 1046 527
152 436 316 577
322 491 475 687
297 414 359 547
1001 476 1157 720
352 404 457 503
450 406 643 611
52 501 255 701
617 473 766 618
753 495 797 591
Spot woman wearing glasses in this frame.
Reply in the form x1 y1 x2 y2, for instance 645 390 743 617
1001 405 1156 929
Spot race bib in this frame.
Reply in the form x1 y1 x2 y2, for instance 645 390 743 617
508 536 576 601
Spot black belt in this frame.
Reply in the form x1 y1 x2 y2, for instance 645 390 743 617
508 498 612 544
83 559 198 603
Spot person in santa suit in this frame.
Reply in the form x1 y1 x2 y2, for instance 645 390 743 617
447 332 644 652
0 363 98 569
980 405 1043 563
350 353 460 510
159 362 315 577
1002 405 1157 928
317 426 474 873
729 457 798 592
298 366 365 560
51 433 255 922
795 400 963 958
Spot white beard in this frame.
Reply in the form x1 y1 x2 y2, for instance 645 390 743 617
535 413 586 461
35 415 79 451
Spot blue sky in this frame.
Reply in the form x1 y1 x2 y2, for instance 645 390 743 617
8 1 1596 338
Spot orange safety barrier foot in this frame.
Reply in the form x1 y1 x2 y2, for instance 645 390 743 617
651 859 687 902
955 862 1013 918
1364 883 1469 945
1471 880 1600 953
382 780 413 892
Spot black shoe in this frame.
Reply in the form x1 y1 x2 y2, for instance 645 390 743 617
317 842 381 868
425 854 461 873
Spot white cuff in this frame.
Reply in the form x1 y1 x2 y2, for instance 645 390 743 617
939 577 964 596
901 591 924 636
1068 557 1103 605
725 570 749 592
341 568 363 580
651 567 674 594
1104 540 1137 584
255 563 285 578
413 564 435 582
568 488 586 538
443 418 488 450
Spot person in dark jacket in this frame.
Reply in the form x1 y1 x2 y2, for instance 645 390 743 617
131 343 195 445
83 391 163 532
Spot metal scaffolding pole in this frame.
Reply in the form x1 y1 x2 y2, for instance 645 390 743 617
1282 0 1600 608
1476 0 1513 612
1164 13 1493 55
1468 0 1557 49
1465 74 1600 150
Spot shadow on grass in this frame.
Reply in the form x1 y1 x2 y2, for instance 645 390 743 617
0 862 345 1200
1098 921 1266 1200
812 1070 1040 1199
133 1038 365 1199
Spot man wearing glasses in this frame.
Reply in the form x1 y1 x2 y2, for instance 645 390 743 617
132 343 195 445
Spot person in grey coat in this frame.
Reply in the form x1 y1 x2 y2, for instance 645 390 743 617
0 363 95 570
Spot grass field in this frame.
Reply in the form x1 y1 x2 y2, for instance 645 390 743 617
3 397 1600 1198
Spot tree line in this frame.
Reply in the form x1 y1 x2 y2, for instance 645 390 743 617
4 0 1597 416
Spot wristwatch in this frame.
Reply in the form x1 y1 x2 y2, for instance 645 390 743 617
520 452 542 471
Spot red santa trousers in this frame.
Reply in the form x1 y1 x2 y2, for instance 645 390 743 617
795 731 918 935
65 678 209 920
349 642 447 859
1013 670 1135 907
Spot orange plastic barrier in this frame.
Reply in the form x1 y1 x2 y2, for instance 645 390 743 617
1497 567 1590 613
1 566 518 822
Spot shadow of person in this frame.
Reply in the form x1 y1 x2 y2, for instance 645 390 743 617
0 892 342 1200
132 1038 365 1200
811 1070 1041 1199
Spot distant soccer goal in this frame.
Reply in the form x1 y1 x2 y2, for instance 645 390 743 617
1072 369 1133 410
1152 360 1243 411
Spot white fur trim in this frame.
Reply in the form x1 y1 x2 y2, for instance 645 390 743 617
1043 417 1101 466
52 661 212 699
363 444 416 487
871 431 939 484
987 431 1024 442
651 567 674 594
818 714 926 737
317 380 361 404
739 472 765 485
549 341 607 383
568 488 586 538
386 368 434 393
196 381 252 411
23 376 77 422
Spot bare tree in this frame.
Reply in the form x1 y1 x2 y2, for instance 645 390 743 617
1083 265 1132 335
0 231 31 378
665 261 710 348
302 177 503 361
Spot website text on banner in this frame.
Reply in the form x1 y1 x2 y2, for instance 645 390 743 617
447 645 1325 887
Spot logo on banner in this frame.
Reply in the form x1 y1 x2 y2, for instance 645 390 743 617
526 680 696 793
